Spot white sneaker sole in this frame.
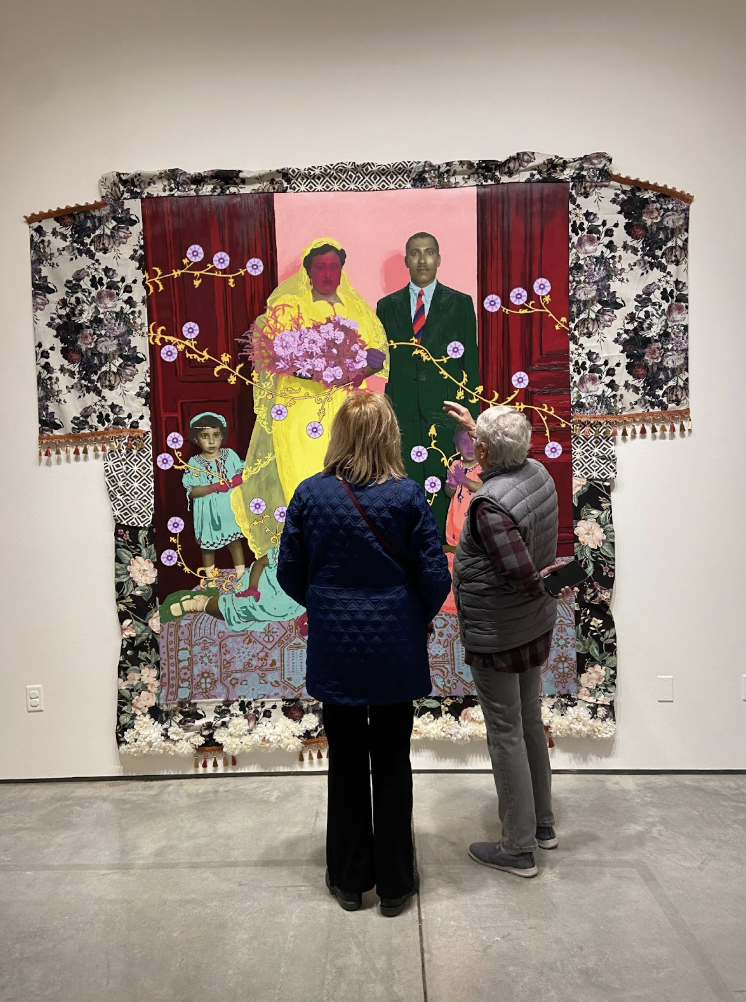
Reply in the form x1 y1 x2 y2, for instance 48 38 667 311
468 849 538 877
537 837 559 849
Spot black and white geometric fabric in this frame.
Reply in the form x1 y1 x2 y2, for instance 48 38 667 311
572 432 617 481
104 432 154 525
287 161 419 193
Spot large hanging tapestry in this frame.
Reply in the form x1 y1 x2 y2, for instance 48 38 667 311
27 153 692 757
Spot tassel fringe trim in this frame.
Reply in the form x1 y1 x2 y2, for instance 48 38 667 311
572 408 691 439
38 428 148 463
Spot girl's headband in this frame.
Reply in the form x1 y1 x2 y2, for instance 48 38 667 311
189 411 227 429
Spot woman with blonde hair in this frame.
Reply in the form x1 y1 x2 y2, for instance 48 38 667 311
278 392 451 917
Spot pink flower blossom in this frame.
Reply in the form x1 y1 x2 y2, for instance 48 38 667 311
577 373 602 395
510 287 528 306
212 251 230 270
132 691 156 714
306 422 324 439
410 446 428 463
246 257 264 275
274 331 300 356
666 302 688 324
575 519 606 549
160 345 178 362
181 321 199 340
166 432 184 449
483 294 502 313
576 234 599 256
511 371 529 389
121 619 136 639
186 244 204 262
95 289 118 310
128 556 157 586
160 549 178 566
580 664 606 689
249 498 266 515
572 474 587 496
156 453 174 470
167 517 185 533
148 610 161 635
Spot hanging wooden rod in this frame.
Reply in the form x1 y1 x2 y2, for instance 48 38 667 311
24 200 107 224
608 173 693 204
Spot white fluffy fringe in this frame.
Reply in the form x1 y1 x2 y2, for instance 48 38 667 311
119 698 615 755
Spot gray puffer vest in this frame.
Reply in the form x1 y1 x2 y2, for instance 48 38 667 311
453 459 558 653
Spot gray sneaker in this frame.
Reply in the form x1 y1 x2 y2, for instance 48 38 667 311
536 826 559 849
468 842 538 877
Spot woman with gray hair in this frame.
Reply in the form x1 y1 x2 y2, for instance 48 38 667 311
443 400 575 878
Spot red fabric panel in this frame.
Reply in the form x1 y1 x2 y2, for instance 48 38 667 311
477 183 573 556
142 194 277 597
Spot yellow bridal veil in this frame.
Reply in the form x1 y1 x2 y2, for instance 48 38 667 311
232 238 389 556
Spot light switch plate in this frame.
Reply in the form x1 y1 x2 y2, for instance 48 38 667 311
26 684 44 712
657 675 674 702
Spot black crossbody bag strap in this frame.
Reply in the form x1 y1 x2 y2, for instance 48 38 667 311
338 478 408 569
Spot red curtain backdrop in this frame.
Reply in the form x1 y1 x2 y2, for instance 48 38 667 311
478 183 573 556
142 194 277 597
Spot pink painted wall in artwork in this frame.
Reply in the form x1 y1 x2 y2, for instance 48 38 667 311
273 187 477 310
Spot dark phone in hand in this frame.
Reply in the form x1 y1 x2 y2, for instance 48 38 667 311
543 560 590 597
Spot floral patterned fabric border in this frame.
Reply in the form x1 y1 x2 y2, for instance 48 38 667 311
99 152 610 202
570 178 690 432
31 202 150 445
544 476 618 739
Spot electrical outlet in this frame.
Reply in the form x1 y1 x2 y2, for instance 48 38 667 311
657 675 674 702
26 684 44 712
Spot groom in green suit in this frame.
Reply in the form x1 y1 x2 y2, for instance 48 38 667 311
377 232 480 538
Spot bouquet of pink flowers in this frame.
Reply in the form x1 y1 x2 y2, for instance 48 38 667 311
242 306 370 386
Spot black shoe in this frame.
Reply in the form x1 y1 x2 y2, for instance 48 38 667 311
536 826 559 849
468 842 538 877
380 870 420 917
325 869 362 911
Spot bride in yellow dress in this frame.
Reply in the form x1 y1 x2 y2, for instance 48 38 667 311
232 237 389 559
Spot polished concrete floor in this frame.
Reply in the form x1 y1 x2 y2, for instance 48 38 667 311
0 773 744 1002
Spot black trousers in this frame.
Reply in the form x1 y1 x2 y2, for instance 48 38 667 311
322 701 416 899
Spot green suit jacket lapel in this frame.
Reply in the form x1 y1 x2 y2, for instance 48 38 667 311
390 286 412 341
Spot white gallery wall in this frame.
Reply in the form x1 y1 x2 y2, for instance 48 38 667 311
1 0 744 779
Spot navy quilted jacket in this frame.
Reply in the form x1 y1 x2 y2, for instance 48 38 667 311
277 472 452 706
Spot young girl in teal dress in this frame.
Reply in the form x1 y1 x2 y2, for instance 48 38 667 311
163 411 305 626
183 412 246 581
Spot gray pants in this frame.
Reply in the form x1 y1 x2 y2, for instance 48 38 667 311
470 663 554 855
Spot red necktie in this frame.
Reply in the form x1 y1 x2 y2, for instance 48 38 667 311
413 288 426 341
